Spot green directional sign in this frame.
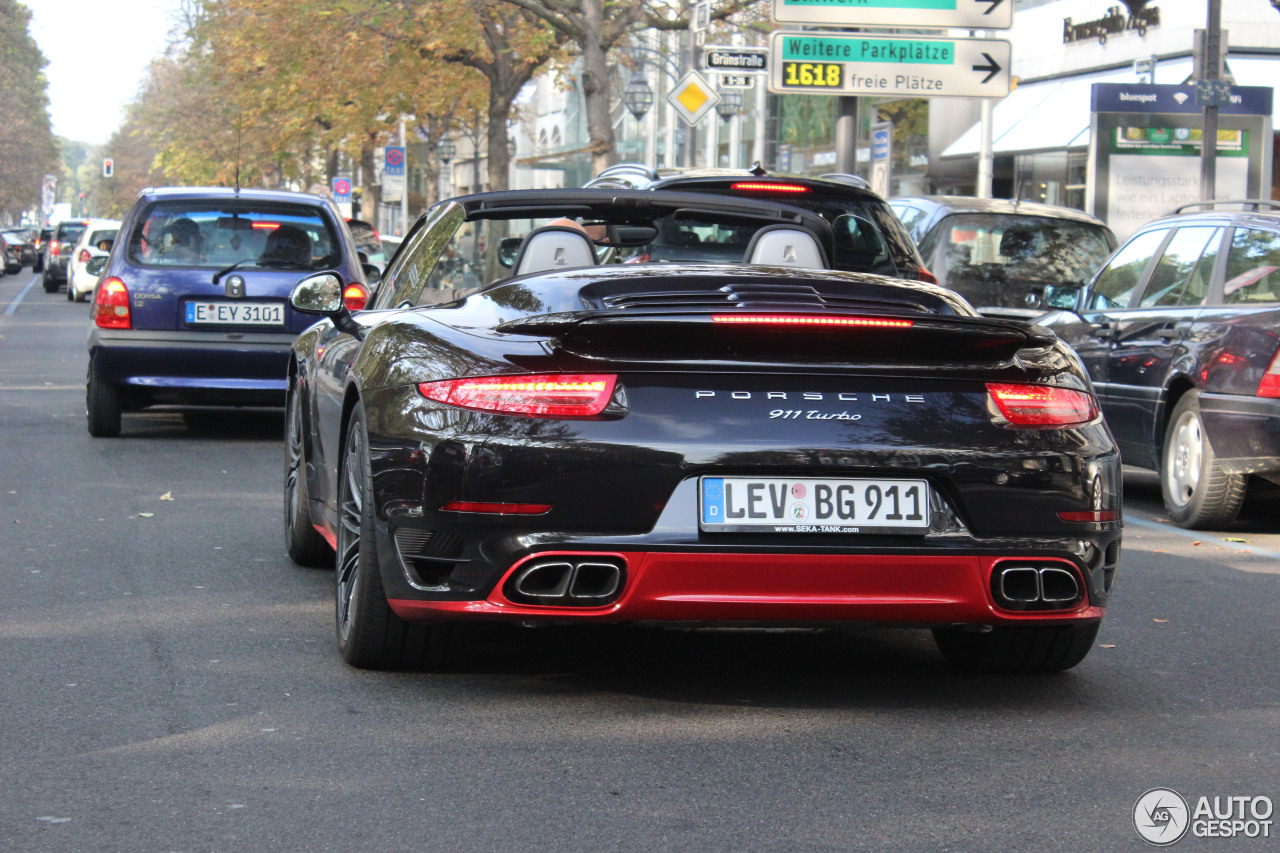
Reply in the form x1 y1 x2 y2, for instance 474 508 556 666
768 31 1011 99
772 0 1012 30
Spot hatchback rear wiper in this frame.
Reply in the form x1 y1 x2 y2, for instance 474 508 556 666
212 260 262 284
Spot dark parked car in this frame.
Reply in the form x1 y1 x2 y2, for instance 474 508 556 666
2 229 37 271
889 196 1117 319
284 188 1120 673
586 165 934 282
1037 200 1280 528
42 219 89 291
86 187 370 436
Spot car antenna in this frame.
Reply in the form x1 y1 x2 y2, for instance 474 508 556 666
749 162 768 177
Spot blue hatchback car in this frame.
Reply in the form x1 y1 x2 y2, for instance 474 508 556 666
86 187 370 436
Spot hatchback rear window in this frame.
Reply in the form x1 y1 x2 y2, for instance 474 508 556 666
925 214 1114 292
126 201 338 270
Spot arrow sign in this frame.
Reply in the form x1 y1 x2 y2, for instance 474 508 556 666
972 52 1001 84
768 31 1012 99
772 0 1012 30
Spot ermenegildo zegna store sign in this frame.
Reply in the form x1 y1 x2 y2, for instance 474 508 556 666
1064 4 1161 45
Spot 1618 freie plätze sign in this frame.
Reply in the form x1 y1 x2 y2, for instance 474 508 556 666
767 31 1011 99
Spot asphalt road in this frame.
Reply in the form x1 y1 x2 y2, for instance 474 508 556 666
2 269 1278 852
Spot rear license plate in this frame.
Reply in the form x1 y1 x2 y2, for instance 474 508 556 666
185 301 284 326
700 477 930 533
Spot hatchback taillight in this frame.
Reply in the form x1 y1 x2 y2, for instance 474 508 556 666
987 383 1098 428
1259 347 1280 398
343 283 368 311
78 248 91 263
94 277 131 329
50 242 60 257
419 374 618 418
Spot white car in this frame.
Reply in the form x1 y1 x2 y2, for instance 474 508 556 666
67 218 122 302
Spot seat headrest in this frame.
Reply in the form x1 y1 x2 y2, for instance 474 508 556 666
513 225 597 276
743 225 828 269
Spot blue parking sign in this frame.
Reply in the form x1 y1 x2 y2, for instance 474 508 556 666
384 146 406 176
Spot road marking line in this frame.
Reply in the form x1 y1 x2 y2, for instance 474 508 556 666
2 275 41 317
1125 516 1280 560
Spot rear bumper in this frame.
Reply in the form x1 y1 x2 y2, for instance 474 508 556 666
89 328 294 404
1199 392 1280 474
389 551 1105 626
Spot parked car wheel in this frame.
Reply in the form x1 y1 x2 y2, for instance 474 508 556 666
932 622 1099 673
284 385 333 568
1161 391 1247 529
336 401 444 669
86 363 122 437
43 270 57 293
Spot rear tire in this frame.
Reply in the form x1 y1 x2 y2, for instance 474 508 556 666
86 363 122 437
335 400 445 669
1161 391 1246 529
284 385 333 568
932 622 1099 673
43 271 57 293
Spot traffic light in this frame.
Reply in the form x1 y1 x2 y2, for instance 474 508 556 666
103 158 114 178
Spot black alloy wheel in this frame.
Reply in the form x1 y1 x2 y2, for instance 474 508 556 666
284 384 333 567
335 400 443 669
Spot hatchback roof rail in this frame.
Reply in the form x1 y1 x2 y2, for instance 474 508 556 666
1173 198 1280 214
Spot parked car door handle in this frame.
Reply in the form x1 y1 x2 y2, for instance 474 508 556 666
1155 327 1181 341
1089 323 1116 341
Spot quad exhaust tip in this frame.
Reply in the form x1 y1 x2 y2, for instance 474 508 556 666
993 564 1081 611
508 559 624 606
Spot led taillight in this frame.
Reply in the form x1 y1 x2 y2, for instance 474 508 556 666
343 283 368 311
917 266 938 284
731 182 811 193
419 374 617 418
50 242 60 257
712 314 913 328
93 277 131 329
987 383 1098 428
78 248 91 263
440 501 552 514
1258 347 1280 398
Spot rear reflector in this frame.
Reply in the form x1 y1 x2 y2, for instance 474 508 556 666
712 314 913 328
441 501 552 514
730 182 811 193
1058 510 1119 522
419 374 617 418
1258 347 1280 398
987 383 1098 427
93 277 131 330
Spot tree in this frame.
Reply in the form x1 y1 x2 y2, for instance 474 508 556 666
493 0 757 175
0 0 59 222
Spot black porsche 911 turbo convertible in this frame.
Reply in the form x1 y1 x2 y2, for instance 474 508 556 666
284 188 1122 673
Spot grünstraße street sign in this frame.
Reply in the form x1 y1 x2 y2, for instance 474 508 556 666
704 46 768 75
771 0 1012 30
768 31 1011 99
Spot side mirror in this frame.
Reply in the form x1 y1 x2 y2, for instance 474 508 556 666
291 272 363 336
361 262 381 284
497 236 523 268
85 256 109 277
1042 283 1083 311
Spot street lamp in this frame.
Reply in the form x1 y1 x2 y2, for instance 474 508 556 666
716 88 743 121
624 70 655 120
438 137 456 162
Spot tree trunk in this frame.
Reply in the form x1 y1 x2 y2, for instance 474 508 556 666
578 0 616 176
360 144 383 229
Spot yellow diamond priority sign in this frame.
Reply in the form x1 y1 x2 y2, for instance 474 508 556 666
667 70 720 126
